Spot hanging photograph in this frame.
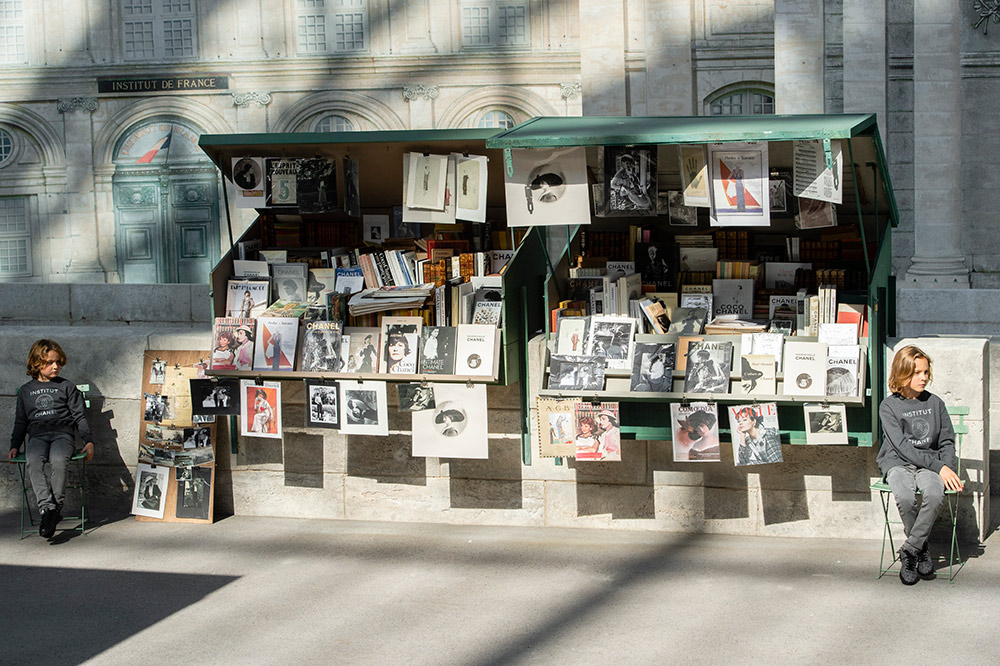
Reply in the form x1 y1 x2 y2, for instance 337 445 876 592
143 392 166 423
729 402 783 466
397 382 436 412
504 146 591 228
795 197 837 229
252 316 298 372
792 140 843 204
708 142 770 227
668 190 699 226
132 462 169 519
768 169 794 215
339 379 389 436
546 355 606 391
363 214 389 245
670 402 721 462
175 466 212 521
585 316 636 371
418 326 457 375
803 403 850 445
190 377 240 416
345 327 381 373
603 146 656 216
412 383 488 459
232 156 265 208
630 342 676 392
305 379 340 429
678 145 711 208
265 157 298 207
573 402 621 462
296 157 337 214
240 379 282 439
683 340 733 394
406 152 449 210
181 426 211 450
381 316 422 375
300 321 344 372
455 153 488 223
225 279 269 319
343 156 361 217
536 398 578 458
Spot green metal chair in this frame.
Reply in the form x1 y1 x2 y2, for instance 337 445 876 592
872 405 968 583
10 450 89 540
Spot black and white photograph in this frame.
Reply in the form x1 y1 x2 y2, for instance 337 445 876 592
585 316 636 371
143 392 167 423
418 326 457 375
683 341 734 394
397 383 436 412
339 380 389 436
635 243 674 289
181 426 211 450
381 316 422 375
306 379 340 429
729 402 783 466
131 462 168 519
346 327 380 373
144 424 163 443
603 146 656 216
768 169 794 215
343 156 360 217
363 214 389 245
232 156 265 208
299 321 344 372
547 355 607 391
412 383 489 459
190 378 240 416
667 307 707 335
175 466 213 521
406 152 449 210
149 359 167 385
803 403 849 445
504 146 591 228
296 157 337 214
630 342 676 392
668 190 700 225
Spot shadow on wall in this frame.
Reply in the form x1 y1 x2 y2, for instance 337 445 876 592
81 387 135 522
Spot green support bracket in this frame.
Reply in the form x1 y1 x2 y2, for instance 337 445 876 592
847 140 872 279
76 384 91 409
520 284 531 466
229 414 239 455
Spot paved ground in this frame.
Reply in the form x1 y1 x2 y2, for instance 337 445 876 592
1 509 997 666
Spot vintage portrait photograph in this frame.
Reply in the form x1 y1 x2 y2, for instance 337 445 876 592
630 342 676 392
339 380 389 436
412 383 488 459
345 327 380 373
132 462 169 519
143 392 167 424
240 380 282 439
190 378 240 416
363 214 389 244
397 382 436 412
803 403 849 445
603 146 656 216
683 341 734 394
175 466 213 521
296 157 337 214
300 321 344 372
585 316 636 371
546 354 606 391
306 379 340 429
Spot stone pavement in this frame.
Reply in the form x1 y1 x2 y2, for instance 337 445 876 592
1 510 997 666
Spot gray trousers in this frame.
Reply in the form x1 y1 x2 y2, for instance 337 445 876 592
25 432 76 513
887 464 945 555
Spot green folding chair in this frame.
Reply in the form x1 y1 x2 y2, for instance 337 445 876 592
872 405 967 583
10 450 89 540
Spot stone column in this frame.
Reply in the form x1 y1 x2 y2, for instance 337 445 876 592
403 85 438 129
903 0 968 287
643 0 694 115
774 0 825 114
59 97 106 282
579 0 627 115
842 0 887 138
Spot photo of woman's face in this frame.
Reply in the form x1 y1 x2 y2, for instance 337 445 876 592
736 413 753 432
388 339 406 360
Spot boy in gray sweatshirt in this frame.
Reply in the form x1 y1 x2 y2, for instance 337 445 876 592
877 345 963 585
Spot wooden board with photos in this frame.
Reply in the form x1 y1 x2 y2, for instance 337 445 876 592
135 350 217 525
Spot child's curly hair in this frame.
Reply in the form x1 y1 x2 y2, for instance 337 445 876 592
887 345 932 395
26 339 67 378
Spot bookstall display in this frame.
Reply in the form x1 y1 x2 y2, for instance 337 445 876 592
486 114 897 461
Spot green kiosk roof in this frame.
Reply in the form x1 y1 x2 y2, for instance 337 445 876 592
486 114 879 148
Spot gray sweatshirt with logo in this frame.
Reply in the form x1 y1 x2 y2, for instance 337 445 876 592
876 391 956 476
10 377 93 451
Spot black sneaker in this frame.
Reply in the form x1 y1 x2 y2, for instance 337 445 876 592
39 508 57 538
917 543 934 576
899 547 920 585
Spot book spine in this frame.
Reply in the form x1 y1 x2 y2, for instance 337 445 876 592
373 252 393 287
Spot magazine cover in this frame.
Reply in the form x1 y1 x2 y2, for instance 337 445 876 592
296 157 337 214
678 145 711 207
708 142 770 227
670 402 721 462
190 377 240 416
339 379 389 436
381 316 422 374
504 146 590 228
397 383 436 412
334 266 365 295
585 316 635 371
265 157 298 207
729 402 783 466
225 279 269 318
554 316 589 356
630 342 676 392
603 146 656 216
826 345 861 397
211 317 253 370
418 326 457 375
471 287 503 326
683 341 733 393
573 402 621 461
536 398 578 458
240 380 282 439
305 379 340 429
411 383 488 459
299 321 344 372
803 403 850 445
132 462 169 519
455 324 498 376
635 243 674 290
547 355 606 391
345 327 380 373
252 316 298 372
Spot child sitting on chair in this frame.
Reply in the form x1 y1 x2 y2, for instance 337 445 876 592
877 345 963 585
8 340 94 539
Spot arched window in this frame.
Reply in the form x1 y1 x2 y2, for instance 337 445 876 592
0 128 14 166
314 114 354 132
706 87 775 116
475 110 515 129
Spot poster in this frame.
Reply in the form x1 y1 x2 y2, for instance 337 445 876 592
265 157 298 207
536 398 578 458
231 156 265 208
240 379 282 439
678 145 711 208
708 142 770 227
411 383 488 459
405 152 449 210
504 147 590 228
793 140 843 204
455 153 488 223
